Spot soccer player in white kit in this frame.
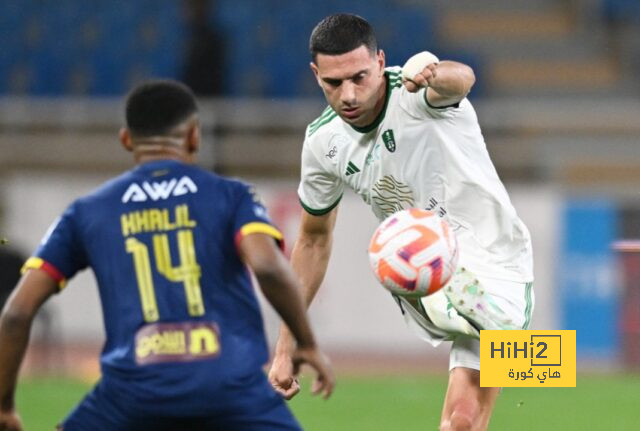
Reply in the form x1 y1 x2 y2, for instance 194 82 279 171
268 13 534 431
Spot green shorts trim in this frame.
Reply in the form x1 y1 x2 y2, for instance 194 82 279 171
522 282 534 329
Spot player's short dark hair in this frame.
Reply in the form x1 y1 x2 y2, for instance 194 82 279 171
125 80 198 137
309 14 377 62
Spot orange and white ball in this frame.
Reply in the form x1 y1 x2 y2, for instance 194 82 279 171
368 208 458 298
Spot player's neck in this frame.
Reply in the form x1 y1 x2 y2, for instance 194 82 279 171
132 144 194 165
371 76 388 120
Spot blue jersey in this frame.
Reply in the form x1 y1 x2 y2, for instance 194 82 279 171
24 160 285 416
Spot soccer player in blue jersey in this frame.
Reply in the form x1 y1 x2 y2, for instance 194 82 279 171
0 80 334 431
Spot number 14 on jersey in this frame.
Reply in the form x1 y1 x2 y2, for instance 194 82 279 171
126 229 204 322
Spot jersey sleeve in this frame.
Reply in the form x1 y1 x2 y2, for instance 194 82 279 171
22 203 88 290
297 136 343 215
232 184 284 251
401 86 463 120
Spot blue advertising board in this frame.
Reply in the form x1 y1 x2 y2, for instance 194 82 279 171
560 200 620 358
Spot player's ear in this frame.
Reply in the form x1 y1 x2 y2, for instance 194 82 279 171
309 62 322 86
120 128 133 152
377 49 386 76
186 122 200 154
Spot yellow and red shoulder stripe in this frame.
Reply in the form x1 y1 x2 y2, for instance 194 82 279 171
21 257 67 290
235 222 285 251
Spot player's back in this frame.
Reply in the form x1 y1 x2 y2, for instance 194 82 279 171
35 160 279 416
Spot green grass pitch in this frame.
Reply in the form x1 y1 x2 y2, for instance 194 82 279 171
15 374 640 430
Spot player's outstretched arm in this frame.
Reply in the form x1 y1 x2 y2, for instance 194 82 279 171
268 208 337 399
239 231 335 400
403 59 475 107
0 270 58 431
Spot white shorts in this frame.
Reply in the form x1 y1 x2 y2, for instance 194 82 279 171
395 272 535 371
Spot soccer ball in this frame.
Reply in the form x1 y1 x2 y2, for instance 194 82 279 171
368 208 458 298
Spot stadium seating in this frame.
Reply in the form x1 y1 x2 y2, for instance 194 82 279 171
5 0 640 98
0 0 437 97
602 0 640 23
0 0 183 95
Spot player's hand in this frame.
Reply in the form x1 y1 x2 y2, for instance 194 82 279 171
403 63 438 93
268 353 301 400
291 347 335 399
0 410 23 431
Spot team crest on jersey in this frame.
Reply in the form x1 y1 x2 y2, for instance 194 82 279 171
122 176 198 203
382 129 396 153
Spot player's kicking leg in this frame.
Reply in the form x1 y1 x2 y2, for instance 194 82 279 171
437 274 533 430
439 366 500 431
419 273 533 430
439 336 500 431
418 268 533 343
442 268 520 332
397 271 533 430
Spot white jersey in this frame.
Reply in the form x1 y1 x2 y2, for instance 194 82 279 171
298 67 533 282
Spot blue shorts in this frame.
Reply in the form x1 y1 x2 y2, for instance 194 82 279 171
61 373 301 431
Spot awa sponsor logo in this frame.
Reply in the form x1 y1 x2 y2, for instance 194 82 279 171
122 176 198 203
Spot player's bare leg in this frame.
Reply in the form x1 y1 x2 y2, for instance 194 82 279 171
439 367 500 431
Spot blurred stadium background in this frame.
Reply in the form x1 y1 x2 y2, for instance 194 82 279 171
1 0 640 429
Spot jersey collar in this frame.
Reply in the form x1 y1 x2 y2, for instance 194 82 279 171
134 159 186 172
